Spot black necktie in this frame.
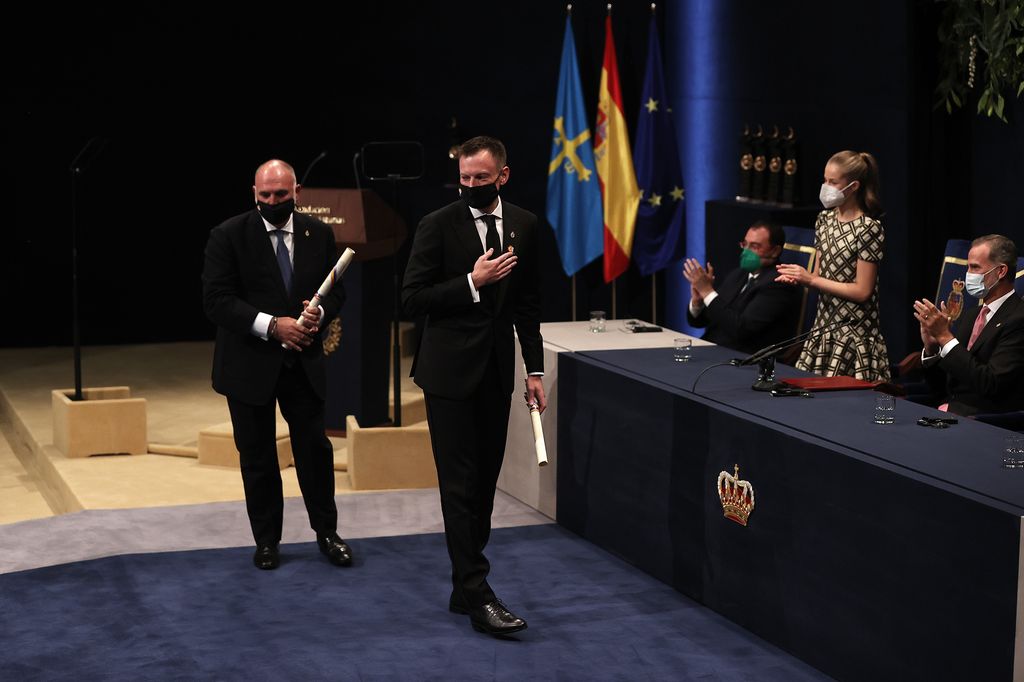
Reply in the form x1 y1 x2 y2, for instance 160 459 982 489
481 214 500 258
274 228 293 295
739 273 755 294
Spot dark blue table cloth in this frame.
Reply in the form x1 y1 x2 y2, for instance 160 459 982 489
557 345 1022 682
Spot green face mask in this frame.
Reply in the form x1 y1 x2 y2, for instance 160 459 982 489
739 248 762 273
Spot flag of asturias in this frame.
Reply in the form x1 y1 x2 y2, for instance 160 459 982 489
594 14 641 283
632 15 686 277
547 17 604 277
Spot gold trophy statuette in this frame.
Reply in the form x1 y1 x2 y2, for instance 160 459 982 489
946 279 964 321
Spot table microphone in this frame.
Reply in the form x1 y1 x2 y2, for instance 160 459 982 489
730 317 856 391
731 317 856 367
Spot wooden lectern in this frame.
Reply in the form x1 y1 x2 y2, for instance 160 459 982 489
297 188 406 431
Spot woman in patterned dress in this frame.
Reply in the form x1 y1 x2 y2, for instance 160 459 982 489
775 150 891 382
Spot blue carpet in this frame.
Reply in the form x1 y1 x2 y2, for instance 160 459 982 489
0 524 828 680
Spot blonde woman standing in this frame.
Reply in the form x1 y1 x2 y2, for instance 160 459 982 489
776 150 891 382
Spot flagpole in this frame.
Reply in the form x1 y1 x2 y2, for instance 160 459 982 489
651 273 657 324
571 274 577 321
612 279 617 319
602 0 610 317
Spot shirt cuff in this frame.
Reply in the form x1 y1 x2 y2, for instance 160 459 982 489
939 337 959 358
527 372 544 377
253 312 273 341
467 273 481 303
702 291 719 306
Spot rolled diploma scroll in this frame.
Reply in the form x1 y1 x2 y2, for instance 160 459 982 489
281 248 355 348
524 390 548 467
296 247 356 330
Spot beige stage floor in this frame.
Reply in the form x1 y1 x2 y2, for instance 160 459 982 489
0 341 423 524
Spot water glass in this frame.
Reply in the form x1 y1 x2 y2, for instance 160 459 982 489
873 394 895 424
673 338 692 362
589 310 606 333
1003 434 1024 469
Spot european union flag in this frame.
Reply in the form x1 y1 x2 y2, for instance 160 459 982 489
547 17 603 277
632 16 686 277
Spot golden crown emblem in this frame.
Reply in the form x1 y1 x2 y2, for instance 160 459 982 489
717 464 755 526
946 280 965 321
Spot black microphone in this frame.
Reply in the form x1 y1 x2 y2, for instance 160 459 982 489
730 316 856 367
69 136 109 174
300 150 328 186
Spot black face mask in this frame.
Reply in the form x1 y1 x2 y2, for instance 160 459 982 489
257 198 294 226
459 182 500 209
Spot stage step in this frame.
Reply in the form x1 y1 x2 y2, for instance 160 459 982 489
0 427 53 523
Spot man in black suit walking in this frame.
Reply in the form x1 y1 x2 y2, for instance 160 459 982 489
402 136 545 636
914 234 1024 416
202 159 353 570
683 221 801 354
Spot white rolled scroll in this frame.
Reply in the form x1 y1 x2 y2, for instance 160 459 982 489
296 247 356 329
524 390 548 467
279 247 355 349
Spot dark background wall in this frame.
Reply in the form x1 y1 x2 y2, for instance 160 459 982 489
6 1 1022 363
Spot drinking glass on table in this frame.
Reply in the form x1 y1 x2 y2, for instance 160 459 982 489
873 394 895 424
1003 434 1024 469
673 338 692 363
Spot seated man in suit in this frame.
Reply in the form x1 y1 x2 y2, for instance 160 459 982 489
683 221 801 354
913 234 1024 416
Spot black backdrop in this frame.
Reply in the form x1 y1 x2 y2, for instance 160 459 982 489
6 1 1022 359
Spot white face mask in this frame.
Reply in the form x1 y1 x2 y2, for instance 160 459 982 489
819 181 853 209
964 265 999 299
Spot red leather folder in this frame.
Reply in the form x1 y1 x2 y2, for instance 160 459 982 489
779 376 878 391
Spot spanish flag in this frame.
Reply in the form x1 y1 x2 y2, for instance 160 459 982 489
594 14 640 283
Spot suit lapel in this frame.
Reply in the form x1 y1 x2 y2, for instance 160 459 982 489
455 207 484 262
720 270 747 305
292 215 315 302
969 295 1020 353
494 208 519 311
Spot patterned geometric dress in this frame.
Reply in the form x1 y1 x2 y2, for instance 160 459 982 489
796 209 892 382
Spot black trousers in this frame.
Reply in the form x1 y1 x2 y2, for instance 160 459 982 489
227 362 337 546
424 355 512 608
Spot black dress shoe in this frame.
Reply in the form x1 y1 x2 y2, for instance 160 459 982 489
466 600 527 636
253 544 279 570
316 533 353 567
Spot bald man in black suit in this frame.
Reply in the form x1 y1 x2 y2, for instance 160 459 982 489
202 159 353 570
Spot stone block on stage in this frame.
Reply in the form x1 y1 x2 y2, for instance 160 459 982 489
197 421 293 470
51 387 147 457
345 415 436 490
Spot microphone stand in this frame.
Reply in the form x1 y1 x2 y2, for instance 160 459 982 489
68 137 108 401
300 150 328 186
731 317 855 392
